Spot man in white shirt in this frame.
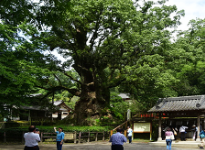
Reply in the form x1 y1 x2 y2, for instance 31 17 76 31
179 125 188 141
127 126 133 144
24 125 40 150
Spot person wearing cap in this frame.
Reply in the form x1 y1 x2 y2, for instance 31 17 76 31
109 128 127 150
24 125 40 150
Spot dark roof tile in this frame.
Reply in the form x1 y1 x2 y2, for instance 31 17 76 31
148 95 205 112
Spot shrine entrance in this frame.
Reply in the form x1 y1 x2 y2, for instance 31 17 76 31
148 95 205 142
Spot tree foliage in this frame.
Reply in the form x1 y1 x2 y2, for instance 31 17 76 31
3 0 205 124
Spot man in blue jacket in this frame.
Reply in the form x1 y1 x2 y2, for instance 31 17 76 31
109 128 127 150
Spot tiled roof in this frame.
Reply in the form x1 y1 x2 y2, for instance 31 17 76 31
118 93 130 99
20 106 48 111
53 100 63 106
148 95 205 112
54 100 74 111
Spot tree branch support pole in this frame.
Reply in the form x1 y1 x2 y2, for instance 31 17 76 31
157 113 162 141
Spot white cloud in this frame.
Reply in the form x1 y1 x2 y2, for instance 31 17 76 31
165 0 205 30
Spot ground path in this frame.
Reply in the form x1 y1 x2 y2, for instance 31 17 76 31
0 142 202 150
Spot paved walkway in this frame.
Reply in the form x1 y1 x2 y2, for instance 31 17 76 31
0 141 203 150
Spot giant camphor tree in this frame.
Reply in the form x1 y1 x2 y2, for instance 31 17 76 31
25 0 185 125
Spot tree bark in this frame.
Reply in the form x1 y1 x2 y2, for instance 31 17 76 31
74 68 110 125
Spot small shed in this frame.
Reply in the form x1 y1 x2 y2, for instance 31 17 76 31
148 95 205 141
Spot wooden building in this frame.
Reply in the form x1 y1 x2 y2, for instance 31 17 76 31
148 95 205 141
7 100 73 121
52 100 73 120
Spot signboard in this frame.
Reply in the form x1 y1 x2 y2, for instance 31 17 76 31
134 122 151 133
64 132 74 140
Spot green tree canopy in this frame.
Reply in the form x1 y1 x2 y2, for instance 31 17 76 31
25 0 184 124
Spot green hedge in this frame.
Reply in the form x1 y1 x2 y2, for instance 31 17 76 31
0 125 112 133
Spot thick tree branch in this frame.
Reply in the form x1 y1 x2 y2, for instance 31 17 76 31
53 74 62 86
63 72 82 85
108 78 126 89
89 10 103 52
36 85 81 96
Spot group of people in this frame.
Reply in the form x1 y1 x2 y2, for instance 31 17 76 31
162 124 198 141
163 124 205 150
24 125 64 150
24 125 132 150
22 124 205 150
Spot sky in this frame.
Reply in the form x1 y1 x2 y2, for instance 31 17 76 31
165 0 205 30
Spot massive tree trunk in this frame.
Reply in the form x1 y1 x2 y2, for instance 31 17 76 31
75 86 110 125
73 62 110 125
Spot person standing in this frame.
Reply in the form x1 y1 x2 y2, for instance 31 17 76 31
24 125 40 150
199 129 205 149
54 127 65 150
127 126 133 144
191 125 198 141
165 127 174 150
109 128 127 150
179 125 188 141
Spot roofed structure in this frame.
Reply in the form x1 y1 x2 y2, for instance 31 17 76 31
148 95 205 142
148 95 205 113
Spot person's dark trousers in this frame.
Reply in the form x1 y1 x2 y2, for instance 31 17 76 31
24 146 39 150
128 136 132 143
181 132 186 141
57 141 63 150
195 132 197 141
111 145 123 150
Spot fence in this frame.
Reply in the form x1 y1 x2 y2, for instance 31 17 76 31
0 131 110 143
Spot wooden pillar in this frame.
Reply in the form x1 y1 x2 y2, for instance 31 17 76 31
74 131 77 144
40 132 43 143
157 114 162 141
87 131 90 142
110 130 113 137
150 121 152 141
124 130 127 137
196 114 201 142
22 132 24 143
4 132 6 143
78 132 81 144
95 132 98 141
102 131 105 141
204 116 205 131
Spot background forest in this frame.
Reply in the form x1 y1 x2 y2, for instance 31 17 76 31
1 0 205 125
